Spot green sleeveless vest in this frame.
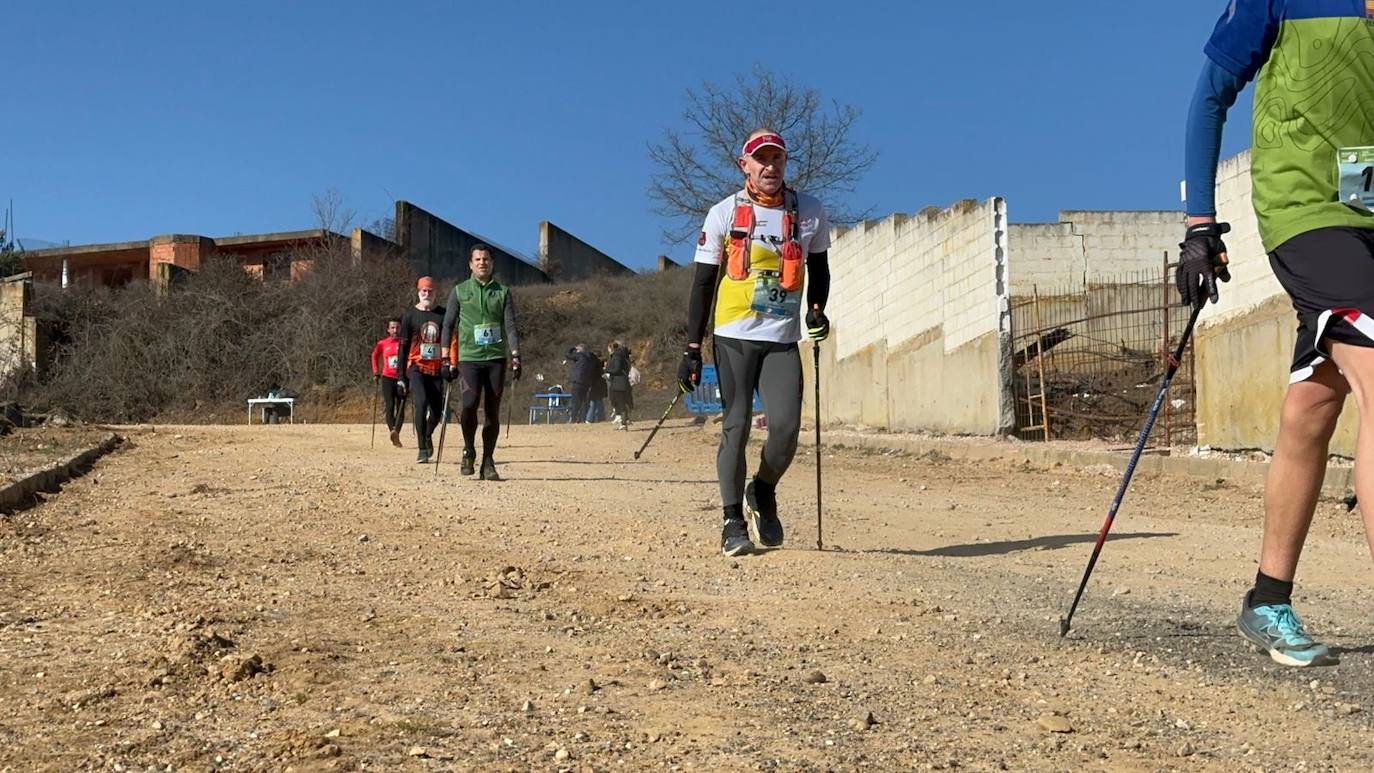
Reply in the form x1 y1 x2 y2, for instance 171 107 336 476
456 277 509 362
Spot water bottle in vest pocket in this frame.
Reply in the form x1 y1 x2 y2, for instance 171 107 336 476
726 203 754 280
779 239 804 292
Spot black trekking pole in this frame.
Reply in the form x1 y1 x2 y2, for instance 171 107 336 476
1059 304 1202 637
813 342 824 551
506 363 517 441
433 381 453 476
369 376 380 449
633 390 683 460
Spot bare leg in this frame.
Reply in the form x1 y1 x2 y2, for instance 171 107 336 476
1258 362 1348 581
1327 343 1374 560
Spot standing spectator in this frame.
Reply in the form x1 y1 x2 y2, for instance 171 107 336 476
564 344 596 423
587 350 607 423
606 340 634 430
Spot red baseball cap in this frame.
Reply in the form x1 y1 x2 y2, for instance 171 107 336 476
416 276 435 290
742 133 786 156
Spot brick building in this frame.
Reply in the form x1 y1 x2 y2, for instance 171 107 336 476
21 200 642 289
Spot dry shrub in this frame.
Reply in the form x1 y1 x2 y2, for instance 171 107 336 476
27 244 411 423
24 249 696 424
514 268 692 409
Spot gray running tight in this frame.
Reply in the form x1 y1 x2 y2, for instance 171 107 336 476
713 336 802 506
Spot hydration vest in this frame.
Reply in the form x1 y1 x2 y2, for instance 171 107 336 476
725 188 804 292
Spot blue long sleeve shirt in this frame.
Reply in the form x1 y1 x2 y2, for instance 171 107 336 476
1183 58 1247 217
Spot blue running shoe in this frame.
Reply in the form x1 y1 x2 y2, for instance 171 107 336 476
1236 599 1337 667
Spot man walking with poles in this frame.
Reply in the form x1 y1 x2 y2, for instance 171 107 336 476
678 128 831 557
396 277 448 463
440 244 522 481
371 317 405 447
1178 0 1374 667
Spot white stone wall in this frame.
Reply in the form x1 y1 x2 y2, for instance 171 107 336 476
1197 150 1278 329
0 280 34 397
829 199 1006 361
1009 211 1182 294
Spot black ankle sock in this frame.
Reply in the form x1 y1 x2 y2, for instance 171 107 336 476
1249 570 1294 609
723 504 744 523
752 478 776 499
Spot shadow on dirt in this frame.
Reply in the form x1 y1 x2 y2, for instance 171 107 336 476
858 531 1179 558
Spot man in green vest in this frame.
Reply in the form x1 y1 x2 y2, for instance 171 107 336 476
441 244 522 481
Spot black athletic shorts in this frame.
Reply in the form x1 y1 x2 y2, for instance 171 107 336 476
1269 226 1374 383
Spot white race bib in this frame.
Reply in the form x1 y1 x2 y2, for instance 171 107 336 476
418 342 440 360
749 275 801 318
473 323 502 346
1338 146 1374 211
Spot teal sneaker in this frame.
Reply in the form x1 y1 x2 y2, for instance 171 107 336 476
1236 598 1337 667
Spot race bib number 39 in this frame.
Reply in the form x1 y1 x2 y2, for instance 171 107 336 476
473 323 502 347
1338 146 1374 211
750 276 801 318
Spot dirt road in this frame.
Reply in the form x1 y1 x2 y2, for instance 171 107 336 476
3 421 1374 771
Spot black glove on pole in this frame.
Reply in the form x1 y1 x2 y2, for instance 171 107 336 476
1176 222 1231 308
676 347 703 393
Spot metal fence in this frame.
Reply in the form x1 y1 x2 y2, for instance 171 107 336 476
1011 258 1196 446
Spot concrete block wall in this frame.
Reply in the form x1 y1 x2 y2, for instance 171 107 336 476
1010 211 1181 293
1197 151 1275 327
350 227 399 263
395 201 549 286
812 197 1011 435
538 221 636 282
0 279 36 394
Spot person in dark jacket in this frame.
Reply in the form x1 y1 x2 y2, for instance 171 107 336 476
564 344 596 424
586 351 607 423
606 340 634 430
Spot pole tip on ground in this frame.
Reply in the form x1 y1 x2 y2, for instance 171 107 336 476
1058 617 1070 638
633 452 641 460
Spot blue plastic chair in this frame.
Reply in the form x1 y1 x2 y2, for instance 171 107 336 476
684 365 764 416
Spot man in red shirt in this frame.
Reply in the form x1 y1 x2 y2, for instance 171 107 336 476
371 317 405 447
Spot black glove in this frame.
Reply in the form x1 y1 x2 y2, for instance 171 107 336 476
677 347 703 393
1176 222 1231 308
510 356 522 381
396 378 408 397
806 307 830 342
441 363 457 382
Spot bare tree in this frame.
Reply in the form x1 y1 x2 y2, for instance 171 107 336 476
648 66 878 244
311 188 357 235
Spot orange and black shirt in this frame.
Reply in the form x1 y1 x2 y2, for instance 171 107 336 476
395 305 455 377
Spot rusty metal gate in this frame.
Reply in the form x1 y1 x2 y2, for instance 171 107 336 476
1011 258 1196 446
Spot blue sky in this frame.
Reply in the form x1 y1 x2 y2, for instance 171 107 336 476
4 1 1245 269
